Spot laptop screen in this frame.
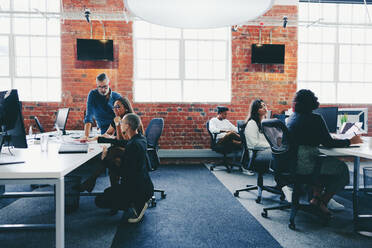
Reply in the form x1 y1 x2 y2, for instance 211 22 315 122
55 108 70 133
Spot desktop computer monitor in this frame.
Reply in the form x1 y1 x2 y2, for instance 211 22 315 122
0 89 28 152
55 108 70 135
313 107 338 133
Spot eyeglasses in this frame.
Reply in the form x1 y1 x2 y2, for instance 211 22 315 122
113 105 121 109
97 85 108 89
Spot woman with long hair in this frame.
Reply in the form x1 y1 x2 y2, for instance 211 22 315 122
244 99 272 172
287 89 362 215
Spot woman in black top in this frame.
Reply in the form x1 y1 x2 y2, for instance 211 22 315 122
287 89 362 215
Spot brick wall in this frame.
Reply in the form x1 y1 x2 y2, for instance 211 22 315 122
21 1 299 149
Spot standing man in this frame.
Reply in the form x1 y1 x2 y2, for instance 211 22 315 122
83 73 122 139
209 106 241 147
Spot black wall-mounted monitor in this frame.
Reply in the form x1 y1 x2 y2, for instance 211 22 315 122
251 44 285 64
77 39 114 61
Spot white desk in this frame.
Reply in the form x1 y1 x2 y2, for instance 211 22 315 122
0 142 104 248
319 137 372 233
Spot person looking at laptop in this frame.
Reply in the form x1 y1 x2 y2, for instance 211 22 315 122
82 73 122 140
208 106 241 148
95 113 154 223
286 89 362 215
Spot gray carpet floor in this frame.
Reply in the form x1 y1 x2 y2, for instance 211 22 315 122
210 161 372 248
0 164 282 248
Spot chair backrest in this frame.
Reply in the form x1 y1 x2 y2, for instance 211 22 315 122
145 118 164 148
206 121 217 148
237 120 248 150
34 116 45 133
261 119 294 175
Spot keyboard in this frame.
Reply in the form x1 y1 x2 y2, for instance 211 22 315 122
0 153 25 165
58 143 89 154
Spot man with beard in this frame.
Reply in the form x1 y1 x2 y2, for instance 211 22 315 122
82 73 122 140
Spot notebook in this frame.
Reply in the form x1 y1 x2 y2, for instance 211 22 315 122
58 143 88 154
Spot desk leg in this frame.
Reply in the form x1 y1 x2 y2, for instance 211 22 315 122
56 177 65 248
353 156 360 231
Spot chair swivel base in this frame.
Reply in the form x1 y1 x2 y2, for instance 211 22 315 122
234 185 284 203
261 202 331 230
208 161 243 173
150 189 166 207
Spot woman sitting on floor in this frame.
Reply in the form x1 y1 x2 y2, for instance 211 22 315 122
286 89 362 215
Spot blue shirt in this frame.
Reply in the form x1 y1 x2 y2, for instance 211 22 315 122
84 89 121 134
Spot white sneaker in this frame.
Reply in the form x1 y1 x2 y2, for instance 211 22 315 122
242 167 254 176
282 186 293 203
328 198 344 211
128 202 148 223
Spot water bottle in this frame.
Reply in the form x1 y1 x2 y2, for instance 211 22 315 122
29 125 33 136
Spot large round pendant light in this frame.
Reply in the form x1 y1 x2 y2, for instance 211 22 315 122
125 0 274 29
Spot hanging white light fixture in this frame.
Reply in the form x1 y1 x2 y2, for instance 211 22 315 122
124 0 274 29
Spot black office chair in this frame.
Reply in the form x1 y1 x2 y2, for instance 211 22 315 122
34 116 45 133
145 118 166 207
205 121 243 173
233 120 284 203
260 119 330 230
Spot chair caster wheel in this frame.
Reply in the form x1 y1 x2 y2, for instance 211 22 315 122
261 211 268 218
239 167 243 172
289 222 296 230
255 197 261 203
234 191 239 197
151 197 156 207
161 193 167 199
227 168 231 173
210 167 214 171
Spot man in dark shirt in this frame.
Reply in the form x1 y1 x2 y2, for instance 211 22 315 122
82 73 121 139
95 113 154 223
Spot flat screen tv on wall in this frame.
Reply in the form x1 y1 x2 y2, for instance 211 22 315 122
77 39 114 61
251 44 285 64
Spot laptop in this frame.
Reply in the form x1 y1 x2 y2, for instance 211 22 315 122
58 143 88 154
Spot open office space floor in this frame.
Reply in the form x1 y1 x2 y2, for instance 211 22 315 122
0 163 372 248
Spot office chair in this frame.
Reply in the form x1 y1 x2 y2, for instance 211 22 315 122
145 118 166 207
34 116 45 133
260 119 330 230
233 120 284 203
205 121 243 173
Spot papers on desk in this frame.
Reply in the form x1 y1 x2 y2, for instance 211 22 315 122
0 153 25 165
333 122 363 140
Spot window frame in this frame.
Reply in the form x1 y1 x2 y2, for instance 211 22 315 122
133 21 232 103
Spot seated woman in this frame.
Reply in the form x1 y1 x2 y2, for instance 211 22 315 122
78 96 144 193
286 89 362 215
244 99 272 172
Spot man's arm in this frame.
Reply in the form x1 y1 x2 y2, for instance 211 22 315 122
84 122 92 139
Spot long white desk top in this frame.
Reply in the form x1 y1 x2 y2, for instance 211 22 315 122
319 137 372 160
0 142 104 179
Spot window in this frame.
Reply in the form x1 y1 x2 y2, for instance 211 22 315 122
0 0 61 101
133 21 231 102
298 2 372 104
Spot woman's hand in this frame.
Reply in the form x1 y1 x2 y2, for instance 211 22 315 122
350 135 363 145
